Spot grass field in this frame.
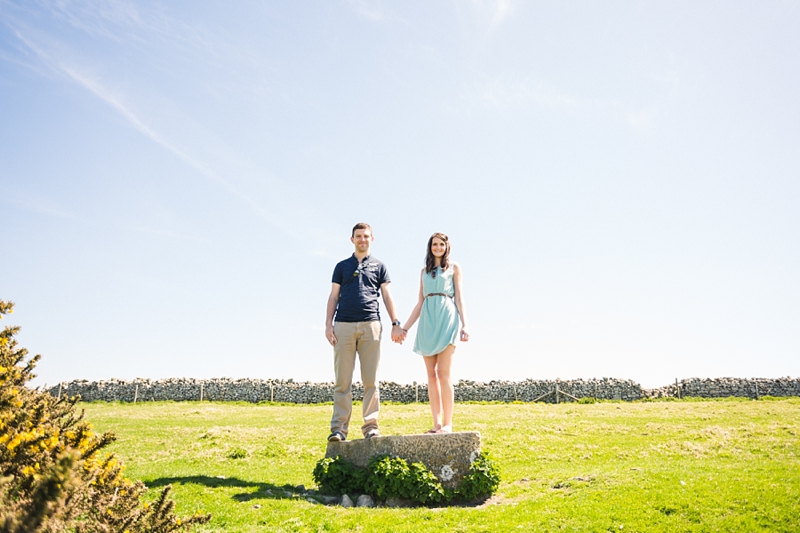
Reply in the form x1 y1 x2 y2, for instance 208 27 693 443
82 398 800 532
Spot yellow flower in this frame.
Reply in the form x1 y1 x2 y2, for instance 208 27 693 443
7 434 23 451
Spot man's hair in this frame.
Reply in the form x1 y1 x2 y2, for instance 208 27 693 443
352 222 372 237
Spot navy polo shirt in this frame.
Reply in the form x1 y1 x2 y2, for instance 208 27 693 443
332 254 390 322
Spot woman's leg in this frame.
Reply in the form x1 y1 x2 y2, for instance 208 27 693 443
424 355 442 430
436 345 456 432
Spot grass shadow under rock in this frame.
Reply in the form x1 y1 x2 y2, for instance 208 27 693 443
146 475 312 503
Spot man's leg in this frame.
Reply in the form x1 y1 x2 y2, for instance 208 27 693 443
331 322 357 438
358 320 382 436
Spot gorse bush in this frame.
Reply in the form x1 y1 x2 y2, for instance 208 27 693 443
0 300 211 533
313 452 500 505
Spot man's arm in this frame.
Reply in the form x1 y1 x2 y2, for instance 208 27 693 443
325 283 341 346
380 282 404 342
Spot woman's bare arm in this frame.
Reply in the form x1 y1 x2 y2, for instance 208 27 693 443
453 263 469 341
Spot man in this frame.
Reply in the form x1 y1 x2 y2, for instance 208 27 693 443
325 223 403 442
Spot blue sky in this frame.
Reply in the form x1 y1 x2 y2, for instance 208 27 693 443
2 1 798 389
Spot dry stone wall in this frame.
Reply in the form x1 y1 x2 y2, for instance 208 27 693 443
643 377 800 399
454 378 642 402
42 376 800 403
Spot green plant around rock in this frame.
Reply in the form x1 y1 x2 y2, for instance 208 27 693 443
311 455 368 496
455 452 500 501
0 300 211 533
365 455 446 504
312 452 499 505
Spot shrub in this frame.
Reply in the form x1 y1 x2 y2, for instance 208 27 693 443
0 300 211 532
364 455 446 504
312 456 367 495
455 452 500 501
313 452 500 505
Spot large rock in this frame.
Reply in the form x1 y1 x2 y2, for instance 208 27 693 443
325 432 481 489
355 494 375 508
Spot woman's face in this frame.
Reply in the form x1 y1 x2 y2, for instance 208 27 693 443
430 236 447 258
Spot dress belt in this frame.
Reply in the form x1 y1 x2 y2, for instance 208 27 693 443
425 292 452 298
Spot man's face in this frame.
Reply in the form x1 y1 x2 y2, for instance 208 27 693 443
351 228 373 253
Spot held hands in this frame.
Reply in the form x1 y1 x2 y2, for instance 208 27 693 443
328 324 406 345
391 325 406 344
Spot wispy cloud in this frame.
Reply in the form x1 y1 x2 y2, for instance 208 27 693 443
122 197 208 243
487 0 514 27
345 0 408 23
466 0 516 33
59 66 229 189
465 75 580 110
5 0 276 104
2 189 75 219
7 23 294 233
0 3 351 258
628 107 658 129
346 0 387 21
125 224 207 243
457 72 661 130
42 0 149 42
37 0 200 51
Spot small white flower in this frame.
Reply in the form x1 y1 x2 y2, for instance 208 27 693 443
440 465 455 481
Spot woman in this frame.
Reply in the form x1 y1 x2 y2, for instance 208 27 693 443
401 232 469 434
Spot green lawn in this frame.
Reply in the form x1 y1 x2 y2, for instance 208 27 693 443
82 398 800 532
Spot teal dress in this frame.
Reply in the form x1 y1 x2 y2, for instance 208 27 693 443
413 266 460 356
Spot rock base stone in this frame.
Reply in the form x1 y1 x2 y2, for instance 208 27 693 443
325 431 481 489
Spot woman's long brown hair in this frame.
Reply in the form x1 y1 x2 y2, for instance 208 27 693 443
425 232 450 278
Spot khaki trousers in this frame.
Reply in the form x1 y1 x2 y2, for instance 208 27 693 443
331 321 381 438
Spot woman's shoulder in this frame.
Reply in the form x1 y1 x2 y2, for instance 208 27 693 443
450 261 461 272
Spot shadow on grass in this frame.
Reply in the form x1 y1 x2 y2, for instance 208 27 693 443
145 476 495 508
145 476 309 502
